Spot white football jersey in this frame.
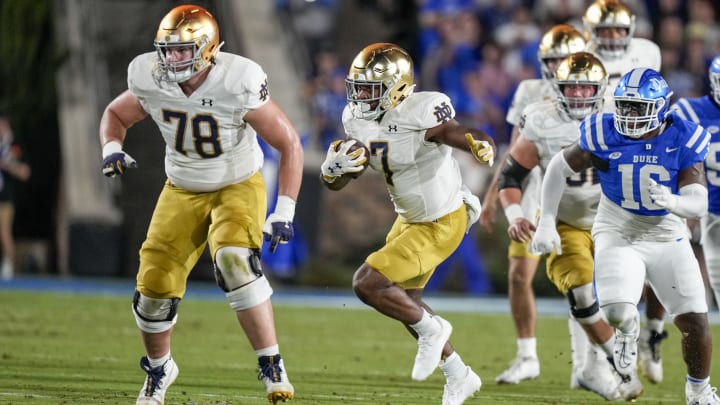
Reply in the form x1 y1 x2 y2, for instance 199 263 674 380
342 92 469 222
128 52 268 192
590 37 662 113
506 79 556 126
520 100 600 229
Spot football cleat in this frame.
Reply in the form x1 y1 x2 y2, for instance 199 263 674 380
258 355 294 404
442 366 482 405
495 355 540 384
687 384 720 405
613 330 638 377
576 347 622 400
638 328 668 384
617 369 644 401
136 356 179 405
412 315 452 381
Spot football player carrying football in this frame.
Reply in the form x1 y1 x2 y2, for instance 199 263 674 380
320 42 494 405
532 68 719 405
98 5 301 404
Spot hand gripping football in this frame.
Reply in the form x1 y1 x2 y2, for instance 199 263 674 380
333 138 370 178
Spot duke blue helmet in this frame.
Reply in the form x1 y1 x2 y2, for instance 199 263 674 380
710 54 720 105
613 68 673 138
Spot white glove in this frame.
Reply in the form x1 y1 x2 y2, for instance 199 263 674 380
530 215 562 255
465 133 494 167
320 139 368 182
648 178 678 211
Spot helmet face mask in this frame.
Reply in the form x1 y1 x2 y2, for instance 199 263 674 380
710 54 720 105
346 43 415 120
154 5 221 83
552 52 607 120
583 0 635 60
537 24 587 80
613 68 673 138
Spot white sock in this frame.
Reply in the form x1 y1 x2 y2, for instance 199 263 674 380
440 352 465 378
256 344 280 357
517 337 537 359
147 352 171 368
410 309 437 335
687 375 710 395
599 334 615 358
568 317 589 370
647 318 665 334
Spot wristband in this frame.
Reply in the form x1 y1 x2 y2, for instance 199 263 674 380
274 195 296 221
503 203 524 224
102 140 123 158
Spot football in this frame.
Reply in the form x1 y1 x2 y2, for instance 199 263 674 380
335 137 369 178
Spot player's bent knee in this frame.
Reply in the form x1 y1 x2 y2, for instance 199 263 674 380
214 246 273 310
132 290 180 333
567 283 602 325
602 302 639 331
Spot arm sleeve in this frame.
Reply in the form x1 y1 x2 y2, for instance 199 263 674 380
539 152 578 220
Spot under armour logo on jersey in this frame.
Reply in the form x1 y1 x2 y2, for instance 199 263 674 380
645 144 652 150
259 79 269 101
201 98 213 106
388 125 398 132
433 102 452 123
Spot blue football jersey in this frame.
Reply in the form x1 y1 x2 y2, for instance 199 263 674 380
578 113 710 216
671 95 720 215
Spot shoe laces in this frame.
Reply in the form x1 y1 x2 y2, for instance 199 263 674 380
647 330 668 362
258 355 284 383
140 357 168 396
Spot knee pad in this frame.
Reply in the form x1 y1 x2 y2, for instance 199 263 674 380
214 247 273 310
567 283 602 325
132 290 180 333
602 302 639 334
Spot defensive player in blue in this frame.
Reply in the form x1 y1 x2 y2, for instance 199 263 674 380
532 68 719 405
670 54 720 312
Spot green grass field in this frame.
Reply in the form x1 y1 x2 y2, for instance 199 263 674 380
1 290 719 404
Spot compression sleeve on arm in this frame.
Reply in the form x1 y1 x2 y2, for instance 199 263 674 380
539 152 578 220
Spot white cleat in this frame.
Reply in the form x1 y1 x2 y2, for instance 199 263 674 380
494 355 540 384
613 330 638 378
576 348 622 400
136 356 179 405
442 366 482 405
412 315 452 381
258 355 294 404
617 369 644 401
638 328 667 384
687 384 720 405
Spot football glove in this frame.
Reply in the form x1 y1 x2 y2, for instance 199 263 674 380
465 133 494 166
263 195 296 253
320 139 368 182
530 215 562 255
101 141 137 177
648 178 677 211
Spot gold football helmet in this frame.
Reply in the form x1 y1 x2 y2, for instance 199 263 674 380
346 43 415 120
553 52 607 120
583 0 635 60
154 5 221 83
537 24 587 80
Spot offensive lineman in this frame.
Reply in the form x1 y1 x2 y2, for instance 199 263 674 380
98 5 302 404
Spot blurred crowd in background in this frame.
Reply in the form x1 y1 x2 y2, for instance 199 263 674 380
282 0 719 150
